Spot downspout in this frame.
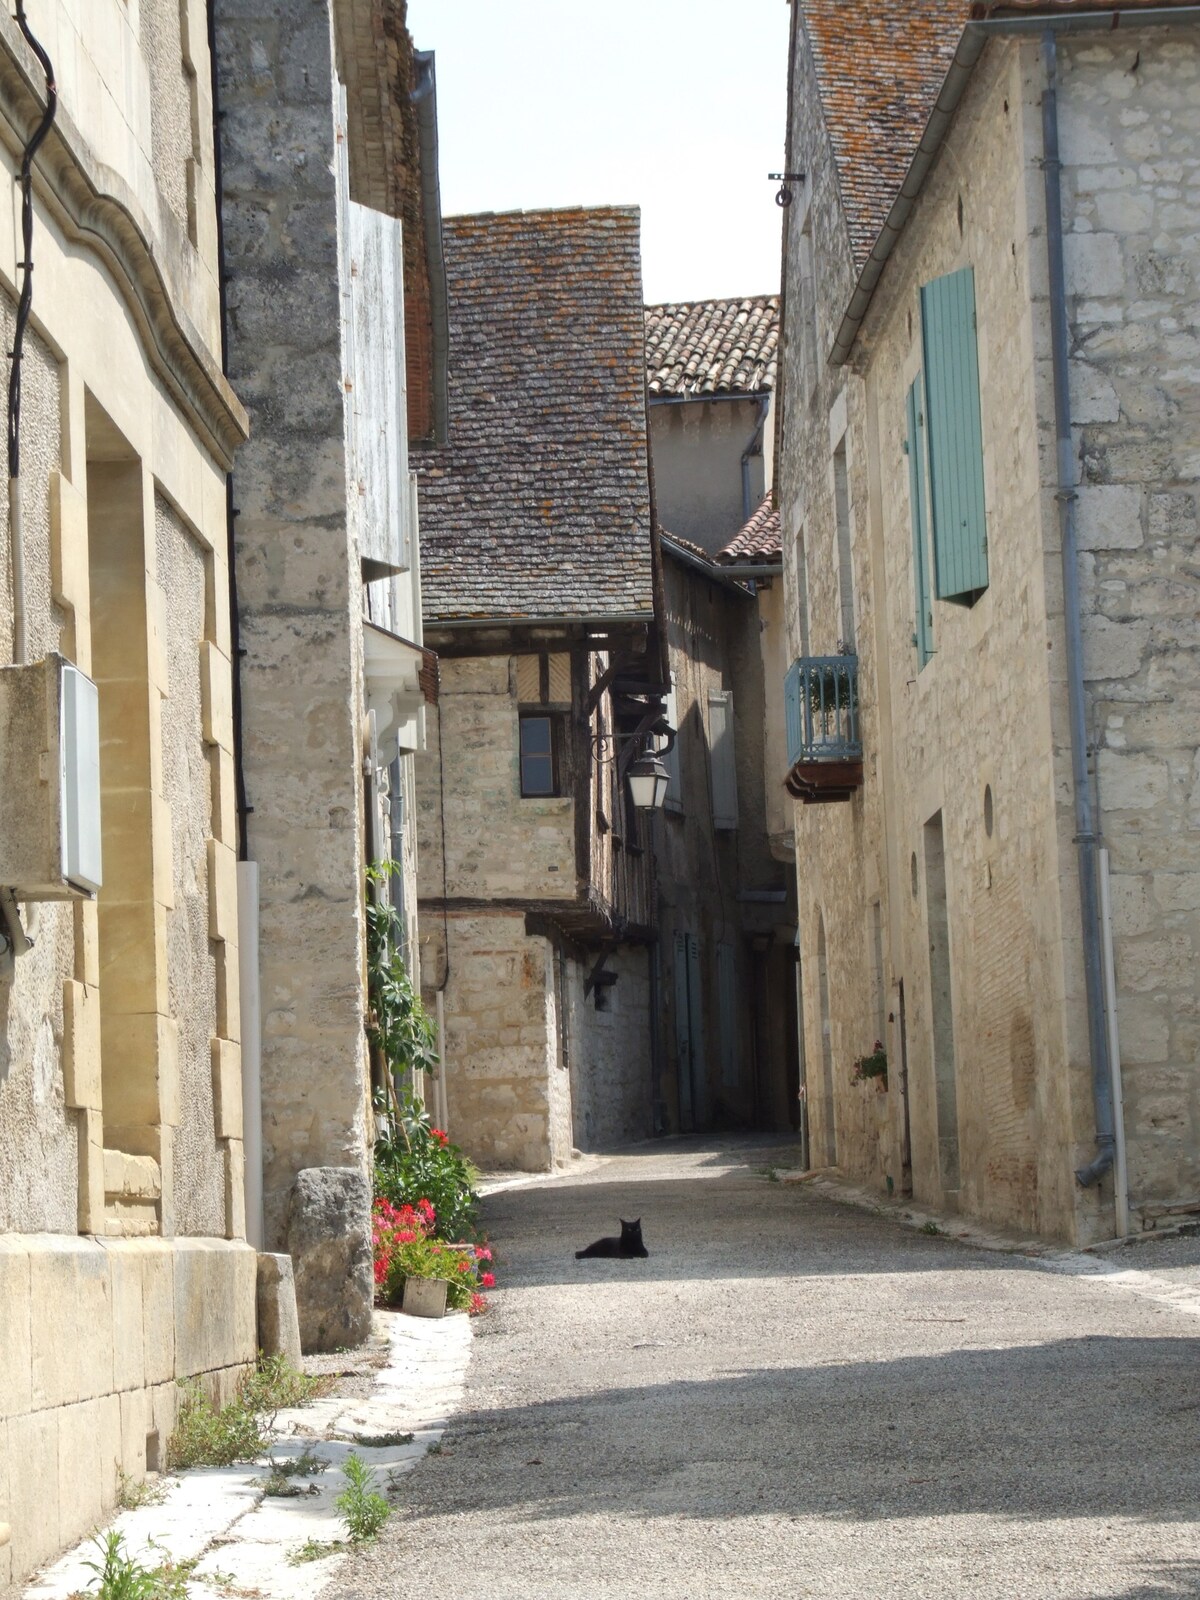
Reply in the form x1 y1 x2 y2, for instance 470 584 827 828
740 394 770 524
1041 30 1115 1190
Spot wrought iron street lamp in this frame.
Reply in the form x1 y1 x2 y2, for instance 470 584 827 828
625 751 671 812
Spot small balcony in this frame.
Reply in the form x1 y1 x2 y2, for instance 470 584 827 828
784 655 864 804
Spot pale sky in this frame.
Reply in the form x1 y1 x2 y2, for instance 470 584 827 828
405 0 791 304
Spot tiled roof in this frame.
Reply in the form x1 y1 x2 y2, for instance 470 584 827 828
803 1 969 273
645 297 778 398
416 208 655 624
719 496 781 564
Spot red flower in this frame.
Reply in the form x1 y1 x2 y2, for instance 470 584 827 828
430 1128 449 1146
479 1271 495 1289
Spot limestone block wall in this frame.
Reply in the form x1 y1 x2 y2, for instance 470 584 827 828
215 0 370 1252
434 910 566 1171
1048 27 1200 1216
416 654 577 904
566 944 652 1152
0 1237 256 1584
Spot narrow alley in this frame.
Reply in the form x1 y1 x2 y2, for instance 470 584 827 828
331 1140 1200 1600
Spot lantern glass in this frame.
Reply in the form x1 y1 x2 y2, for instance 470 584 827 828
626 753 670 811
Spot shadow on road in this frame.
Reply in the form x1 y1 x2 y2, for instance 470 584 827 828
412 1332 1200 1529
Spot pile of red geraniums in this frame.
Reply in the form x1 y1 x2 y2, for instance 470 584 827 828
372 1196 495 1315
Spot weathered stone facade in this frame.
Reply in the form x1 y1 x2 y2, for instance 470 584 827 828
0 0 255 1581
214 0 439 1341
779 9 1200 1244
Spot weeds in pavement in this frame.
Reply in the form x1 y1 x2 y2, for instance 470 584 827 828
920 1220 942 1236
288 1538 345 1565
167 1353 326 1469
116 1468 167 1511
335 1452 391 1542
75 1533 195 1600
336 1430 413 1448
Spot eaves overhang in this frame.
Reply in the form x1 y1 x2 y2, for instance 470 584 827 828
830 4 1200 367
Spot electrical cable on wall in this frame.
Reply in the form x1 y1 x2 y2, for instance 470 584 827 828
6 0 57 668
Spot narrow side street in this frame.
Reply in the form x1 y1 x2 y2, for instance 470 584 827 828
332 1140 1200 1600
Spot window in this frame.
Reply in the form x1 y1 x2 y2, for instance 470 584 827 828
920 265 989 605
519 714 557 797
905 377 935 668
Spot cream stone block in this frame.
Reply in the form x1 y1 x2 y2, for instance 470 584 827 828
119 1385 153 1477
78 1108 106 1235
98 1391 122 1508
7 1409 61 1576
0 1238 32 1418
215 939 241 1043
100 1010 180 1134
50 470 92 672
141 1245 176 1387
149 1382 179 1471
106 1244 148 1393
63 979 102 1109
211 1037 242 1139
148 584 170 697
104 1149 162 1201
172 1239 257 1379
208 837 238 942
75 898 101 987
201 640 234 752
223 1138 246 1242
97 897 169 1021
152 794 175 910
29 1237 113 1410
98 787 157 905
58 1398 105 1547
209 743 238 847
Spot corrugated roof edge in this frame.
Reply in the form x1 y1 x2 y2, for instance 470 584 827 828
830 4 1200 366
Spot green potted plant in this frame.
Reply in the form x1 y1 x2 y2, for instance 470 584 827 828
851 1040 888 1091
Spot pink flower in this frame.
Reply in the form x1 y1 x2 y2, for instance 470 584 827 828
474 1246 492 1262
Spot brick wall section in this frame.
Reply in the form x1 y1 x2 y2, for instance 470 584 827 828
416 207 655 622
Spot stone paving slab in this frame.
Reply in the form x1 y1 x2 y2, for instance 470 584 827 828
23 1309 472 1600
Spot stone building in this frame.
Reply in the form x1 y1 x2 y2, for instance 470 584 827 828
0 0 255 1583
213 0 445 1346
777 0 1200 1243
415 206 666 1171
644 298 800 1135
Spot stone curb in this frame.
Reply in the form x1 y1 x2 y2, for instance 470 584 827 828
23 1309 473 1600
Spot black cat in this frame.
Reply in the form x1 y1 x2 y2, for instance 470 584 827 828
575 1218 649 1259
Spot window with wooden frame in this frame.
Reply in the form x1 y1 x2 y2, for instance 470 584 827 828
519 713 558 797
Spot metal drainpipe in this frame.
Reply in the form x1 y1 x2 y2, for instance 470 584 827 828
1041 30 1115 1191
740 394 770 524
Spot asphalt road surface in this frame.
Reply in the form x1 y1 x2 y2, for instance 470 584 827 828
332 1138 1200 1600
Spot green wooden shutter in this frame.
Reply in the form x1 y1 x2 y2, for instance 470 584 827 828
905 377 934 668
716 941 738 1089
920 266 989 603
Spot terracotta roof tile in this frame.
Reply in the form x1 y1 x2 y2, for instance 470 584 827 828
719 495 781 564
645 296 778 398
804 1 969 273
416 208 655 624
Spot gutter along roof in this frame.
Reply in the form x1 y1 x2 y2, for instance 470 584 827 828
416 207 656 626
802 0 1200 365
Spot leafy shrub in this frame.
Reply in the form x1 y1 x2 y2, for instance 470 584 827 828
335 1452 391 1542
366 863 439 1078
850 1040 888 1088
374 1089 480 1245
78 1533 194 1600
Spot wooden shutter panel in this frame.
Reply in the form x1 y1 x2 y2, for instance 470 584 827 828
674 931 694 1129
920 266 989 603
687 933 709 1124
905 377 935 667
708 690 738 831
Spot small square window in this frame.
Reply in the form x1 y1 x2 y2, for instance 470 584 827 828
520 714 557 797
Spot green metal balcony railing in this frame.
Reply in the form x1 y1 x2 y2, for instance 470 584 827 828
784 656 861 767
